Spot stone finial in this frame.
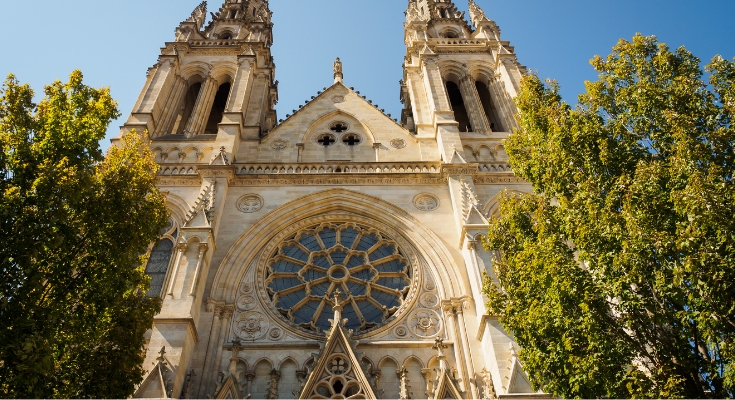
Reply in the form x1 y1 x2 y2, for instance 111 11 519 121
333 57 343 83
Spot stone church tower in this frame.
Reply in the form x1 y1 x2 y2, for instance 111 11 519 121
116 0 544 398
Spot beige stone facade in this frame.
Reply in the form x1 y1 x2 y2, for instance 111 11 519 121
118 0 545 398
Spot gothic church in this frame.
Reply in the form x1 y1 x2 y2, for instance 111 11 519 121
117 0 543 398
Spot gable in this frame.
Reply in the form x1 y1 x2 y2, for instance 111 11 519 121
255 82 424 163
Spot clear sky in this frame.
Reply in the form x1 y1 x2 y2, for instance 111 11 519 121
2 1 734 149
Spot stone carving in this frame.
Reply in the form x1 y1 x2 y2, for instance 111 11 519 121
268 327 284 341
331 95 345 103
409 309 442 338
413 193 439 211
236 295 256 311
271 139 287 150
333 57 343 76
240 282 253 294
391 139 407 149
237 194 264 213
235 311 269 340
419 292 439 309
393 325 409 338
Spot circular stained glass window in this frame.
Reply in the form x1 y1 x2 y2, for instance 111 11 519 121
265 223 411 333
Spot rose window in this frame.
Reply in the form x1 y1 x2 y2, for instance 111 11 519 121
265 223 411 333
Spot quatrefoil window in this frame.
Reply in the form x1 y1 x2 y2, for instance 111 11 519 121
265 223 411 333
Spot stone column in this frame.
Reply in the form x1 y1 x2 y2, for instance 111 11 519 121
197 300 222 398
373 143 381 162
487 76 517 132
442 305 467 393
454 299 478 398
459 74 492 133
206 305 234 396
244 371 256 398
421 57 451 114
296 143 304 162
183 75 219 138
154 74 187 137
189 243 209 296
166 243 188 298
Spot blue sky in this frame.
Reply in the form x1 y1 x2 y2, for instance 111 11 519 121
2 1 734 148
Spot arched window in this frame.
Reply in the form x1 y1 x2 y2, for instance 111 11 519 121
204 82 232 135
476 81 504 132
174 82 202 135
145 239 174 297
446 81 471 132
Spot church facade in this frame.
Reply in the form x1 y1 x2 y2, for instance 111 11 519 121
117 0 542 398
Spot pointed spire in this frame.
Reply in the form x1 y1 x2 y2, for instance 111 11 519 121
468 0 488 23
184 1 208 31
468 0 501 39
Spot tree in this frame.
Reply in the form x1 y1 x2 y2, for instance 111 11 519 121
0 71 168 398
483 34 735 398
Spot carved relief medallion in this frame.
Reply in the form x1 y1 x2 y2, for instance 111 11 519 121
413 193 439 211
331 95 345 103
235 311 269 340
237 194 264 213
408 309 442 338
240 282 253 294
390 139 407 149
419 292 439 309
268 327 284 341
236 295 256 311
271 139 288 150
393 325 409 338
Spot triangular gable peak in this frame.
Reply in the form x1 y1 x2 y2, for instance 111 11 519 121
268 81 410 144
134 347 174 399
214 373 244 400
298 292 377 399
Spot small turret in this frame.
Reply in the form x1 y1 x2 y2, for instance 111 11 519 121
468 0 501 40
175 2 208 41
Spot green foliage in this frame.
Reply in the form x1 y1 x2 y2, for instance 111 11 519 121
483 34 735 398
0 71 168 398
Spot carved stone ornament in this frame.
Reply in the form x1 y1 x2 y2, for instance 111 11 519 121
268 327 284 341
408 308 442 338
236 295 256 311
393 325 409 338
413 193 439 211
240 282 253 294
419 292 440 309
390 138 407 149
331 95 345 103
236 194 264 213
235 311 269 340
271 139 288 150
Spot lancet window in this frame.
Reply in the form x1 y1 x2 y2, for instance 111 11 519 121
144 218 178 297
204 82 232 134
445 81 471 132
476 81 504 132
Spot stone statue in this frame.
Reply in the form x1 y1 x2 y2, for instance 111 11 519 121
334 57 342 74
333 57 343 82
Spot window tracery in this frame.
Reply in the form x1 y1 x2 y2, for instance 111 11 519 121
145 217 179 297
265 223 412 334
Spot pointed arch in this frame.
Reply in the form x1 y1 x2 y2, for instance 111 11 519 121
302 109 376 144
209 189 463 320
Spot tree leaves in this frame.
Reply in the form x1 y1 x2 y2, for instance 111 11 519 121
483 35 735 398
0 71 167 398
